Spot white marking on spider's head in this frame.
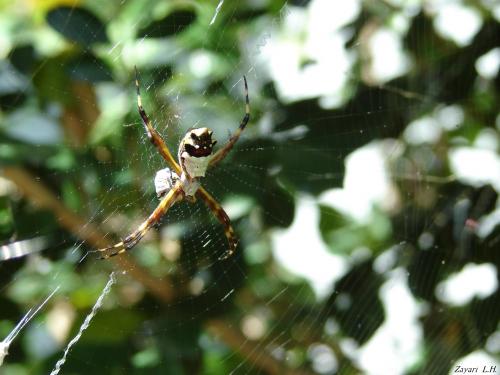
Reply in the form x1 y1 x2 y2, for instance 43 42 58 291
181 127 217 157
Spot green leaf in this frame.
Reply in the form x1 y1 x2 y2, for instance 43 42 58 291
66 54 113 82
3 108 63 145
319 205 391 255
9 45 38 74
323 261 384 344
32 57 73 105
0 93 27 112
77 309 143 343
46 6 109 45
0 197 14 239
260 183 295 228
319 204 350 236
137 9 196 38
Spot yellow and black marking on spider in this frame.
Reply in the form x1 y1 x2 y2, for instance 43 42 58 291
96 67 250 260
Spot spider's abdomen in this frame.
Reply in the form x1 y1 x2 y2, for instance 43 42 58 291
181 152 211 178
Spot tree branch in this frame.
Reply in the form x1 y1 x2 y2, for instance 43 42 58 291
207 319 313 375
2 166 175 303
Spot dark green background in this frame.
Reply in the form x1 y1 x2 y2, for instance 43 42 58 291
0 0 498 374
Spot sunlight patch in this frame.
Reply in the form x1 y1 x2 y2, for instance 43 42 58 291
272 196 347 299
436 263 498 306
433 3 482 46
404 116 442 145
369 28 411 83
475 48 500 80
486 331 500 354
435 105 464 131
474 129 498 151
308 343 338 374
356 269 423 374
189 50 217 78
308 0 360 31
450 351 499 375
260 0 359 105
319 141 399 222
449 147 500 190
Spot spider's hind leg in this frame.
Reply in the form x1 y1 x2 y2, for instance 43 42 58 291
196 188 238 260
95 231 146 259
95 185 183 260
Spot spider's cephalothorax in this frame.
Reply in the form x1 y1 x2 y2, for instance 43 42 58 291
95 68 249 260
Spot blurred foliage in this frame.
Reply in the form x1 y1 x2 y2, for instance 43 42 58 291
0 0 499 374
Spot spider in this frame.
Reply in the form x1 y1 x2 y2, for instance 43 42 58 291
96 68 249 260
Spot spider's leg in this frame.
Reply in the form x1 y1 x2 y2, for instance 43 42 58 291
209 76 250 167
96 184 183 259
196 187 238 260
134 66 181 174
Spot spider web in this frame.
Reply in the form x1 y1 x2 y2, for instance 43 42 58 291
0 0 499 374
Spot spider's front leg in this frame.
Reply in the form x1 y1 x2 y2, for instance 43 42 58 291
134 67 181 175
95 184 184 259
209 76 250 167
